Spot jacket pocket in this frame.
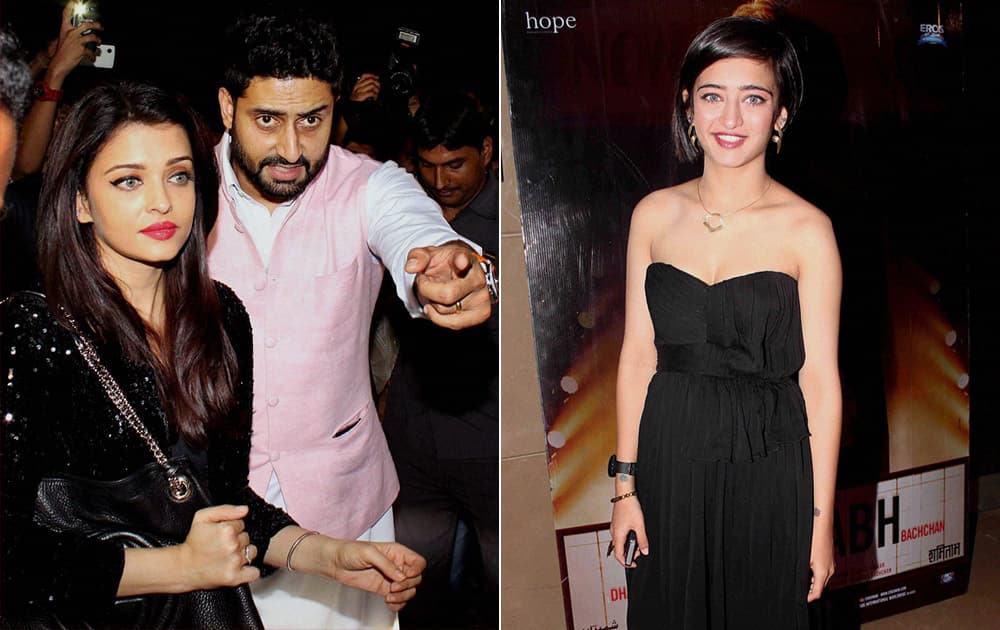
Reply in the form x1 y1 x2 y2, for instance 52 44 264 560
331 402 369 439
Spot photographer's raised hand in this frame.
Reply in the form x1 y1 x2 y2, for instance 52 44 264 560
12 2 102 178
335 73 382 146
350 73 381 102
49 2 101 82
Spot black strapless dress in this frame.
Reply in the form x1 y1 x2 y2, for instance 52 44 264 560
626 263 813 630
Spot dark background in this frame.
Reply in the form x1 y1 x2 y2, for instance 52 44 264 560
0 0 498 133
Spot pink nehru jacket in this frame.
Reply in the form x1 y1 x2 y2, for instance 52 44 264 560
208 142 457 539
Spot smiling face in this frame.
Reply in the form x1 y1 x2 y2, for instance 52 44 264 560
686 57 787 169
219 77 335 210
76 122 196 280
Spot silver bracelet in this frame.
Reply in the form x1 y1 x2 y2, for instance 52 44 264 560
286 530 319 572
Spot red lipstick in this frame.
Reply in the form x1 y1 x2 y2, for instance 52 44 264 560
140 221 178 240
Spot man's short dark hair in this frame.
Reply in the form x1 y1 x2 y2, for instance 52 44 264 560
222 12 342 99
413 90 490 152
0 29 32 125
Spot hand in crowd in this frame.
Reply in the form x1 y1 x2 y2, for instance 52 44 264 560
46 2 102 86
406 241 491 329
350 73 381 102
325 540 426 611
177 504 260 589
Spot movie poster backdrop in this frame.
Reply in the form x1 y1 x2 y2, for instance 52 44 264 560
503 1 970 627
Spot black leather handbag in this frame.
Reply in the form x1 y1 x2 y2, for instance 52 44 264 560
24 314 265 630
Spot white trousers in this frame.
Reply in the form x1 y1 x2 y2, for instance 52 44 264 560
251 473 399 629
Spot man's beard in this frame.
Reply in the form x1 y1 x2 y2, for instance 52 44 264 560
229 127 328 203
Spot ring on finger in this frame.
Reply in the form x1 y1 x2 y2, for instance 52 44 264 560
454 299 463 314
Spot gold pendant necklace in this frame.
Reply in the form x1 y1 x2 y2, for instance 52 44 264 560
698 177 772 233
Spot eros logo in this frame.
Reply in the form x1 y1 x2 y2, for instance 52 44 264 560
918 23 947 46
524 11 577 34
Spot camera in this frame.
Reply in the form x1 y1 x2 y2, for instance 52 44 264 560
384 26 421 101
343 26 421 153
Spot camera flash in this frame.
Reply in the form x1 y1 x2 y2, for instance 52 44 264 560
73 3 88 18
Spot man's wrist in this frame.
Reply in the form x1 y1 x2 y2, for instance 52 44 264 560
474 252 499 304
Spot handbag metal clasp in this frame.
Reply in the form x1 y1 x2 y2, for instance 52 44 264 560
169 475 193 502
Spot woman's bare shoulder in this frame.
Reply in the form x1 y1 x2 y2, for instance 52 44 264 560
770 184 833 236
767 185 839 271
632 182 694 227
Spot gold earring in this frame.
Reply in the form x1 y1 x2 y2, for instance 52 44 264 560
688 123 699 149
772 126 784 154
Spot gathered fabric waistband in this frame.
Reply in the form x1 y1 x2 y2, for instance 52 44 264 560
656 342 794 382
647 343 809 463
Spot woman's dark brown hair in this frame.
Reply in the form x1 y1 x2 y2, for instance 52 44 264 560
37 81 237 445
672 16 803 162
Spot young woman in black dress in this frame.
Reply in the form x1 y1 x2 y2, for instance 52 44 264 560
0 81 424 628
610 17 842 629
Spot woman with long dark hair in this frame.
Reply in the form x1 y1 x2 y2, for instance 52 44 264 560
0 81 423 628
609 16 842 629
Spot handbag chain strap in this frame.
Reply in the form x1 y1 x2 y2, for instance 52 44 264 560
63 311 194 502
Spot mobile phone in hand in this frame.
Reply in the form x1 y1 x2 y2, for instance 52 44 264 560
624 530 638 565
71 2 99 27
79 44 114 69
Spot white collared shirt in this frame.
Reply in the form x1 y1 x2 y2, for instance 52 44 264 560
218 133 295 268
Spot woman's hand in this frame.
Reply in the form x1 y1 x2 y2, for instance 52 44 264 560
267 527 425 610
177 504 260 590
807 520 836 602
610 497 649 568
322 540 426 611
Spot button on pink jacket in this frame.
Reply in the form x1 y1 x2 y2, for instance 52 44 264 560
208 143 458 539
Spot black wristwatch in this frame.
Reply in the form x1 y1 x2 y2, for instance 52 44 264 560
608 454 636 478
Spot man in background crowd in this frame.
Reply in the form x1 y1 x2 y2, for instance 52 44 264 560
383 89 499 629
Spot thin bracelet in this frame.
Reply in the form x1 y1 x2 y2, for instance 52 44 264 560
610 490 638 504
286 530 320 572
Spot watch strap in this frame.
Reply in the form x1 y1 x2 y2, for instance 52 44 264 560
608 454 637 477
474 252 499 304
33 80 63 102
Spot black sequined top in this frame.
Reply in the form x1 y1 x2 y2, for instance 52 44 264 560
0 283 295 624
